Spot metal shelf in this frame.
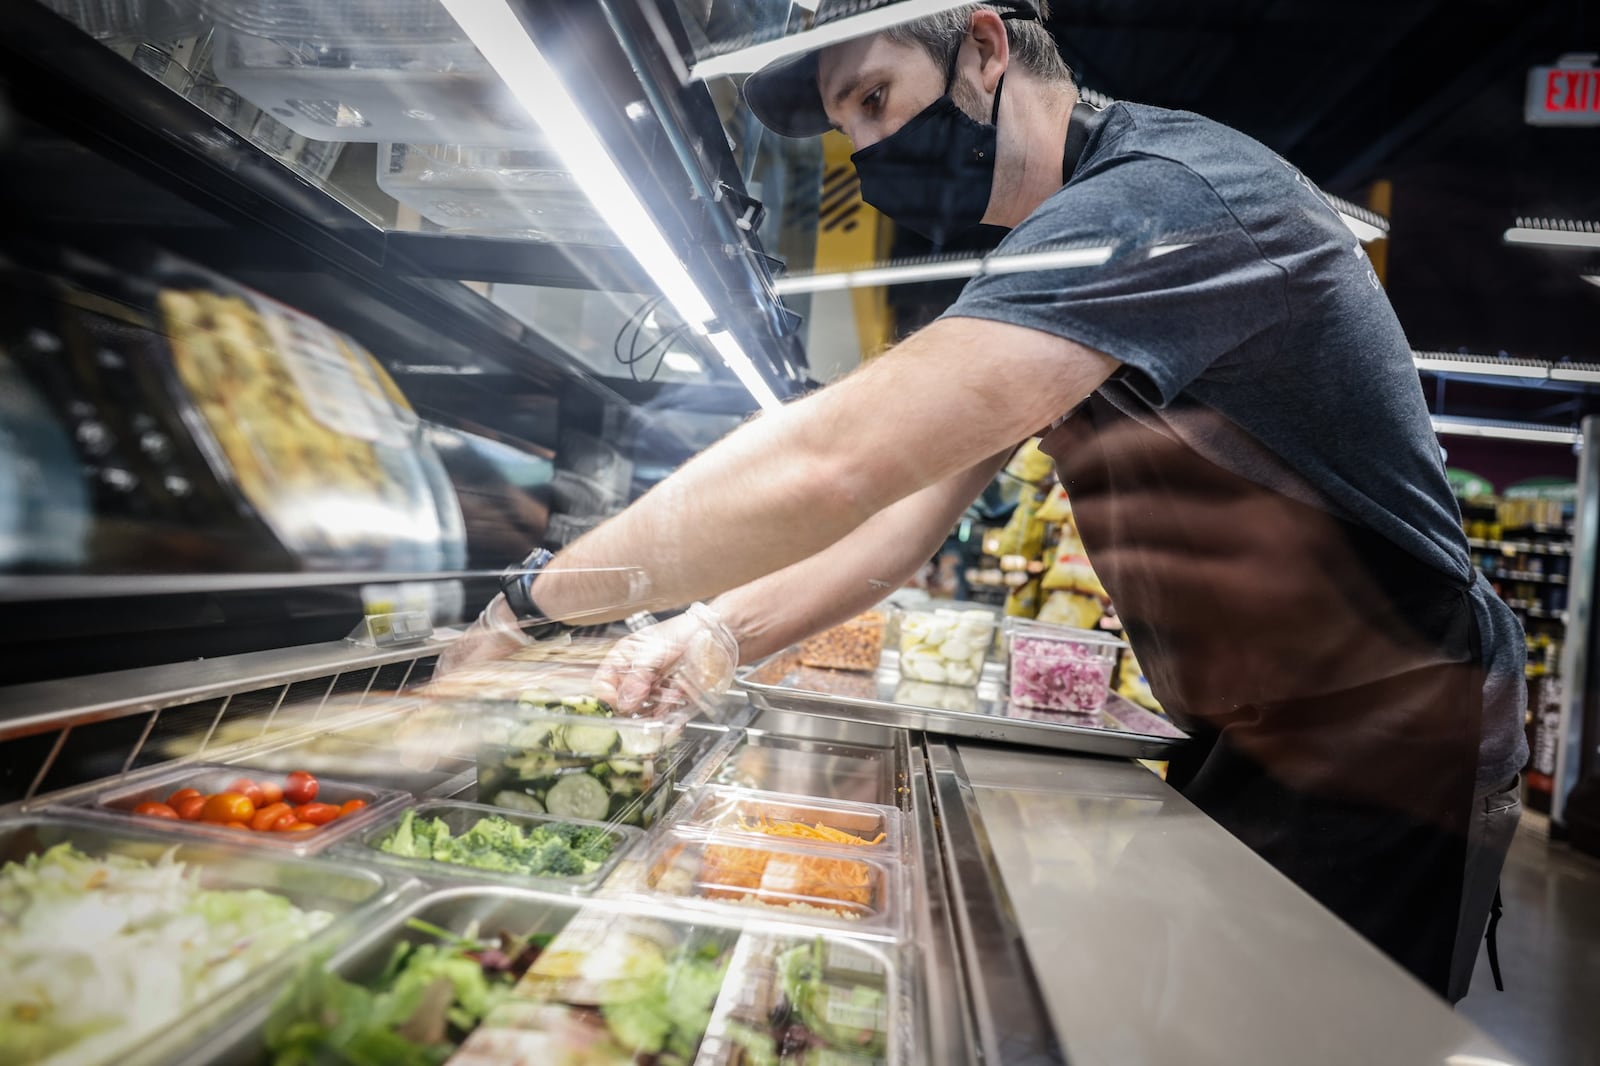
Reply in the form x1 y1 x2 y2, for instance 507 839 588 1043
0 569 505 604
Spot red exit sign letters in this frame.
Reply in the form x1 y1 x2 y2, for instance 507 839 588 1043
1527 57 1600 126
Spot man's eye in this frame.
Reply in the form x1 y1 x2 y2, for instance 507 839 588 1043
863 88 883 113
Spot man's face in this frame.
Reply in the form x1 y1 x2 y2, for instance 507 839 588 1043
818 34 979 151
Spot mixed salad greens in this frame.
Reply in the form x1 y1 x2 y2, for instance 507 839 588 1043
478 693 674 826
0 843 332 1066
265 920 543 1066
377 810 620 880
719 938 891 1065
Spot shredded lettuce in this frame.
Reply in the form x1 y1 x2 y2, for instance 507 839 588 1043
0 844 332 1066
376 811 615 880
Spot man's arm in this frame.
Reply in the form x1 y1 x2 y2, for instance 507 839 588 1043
712 450 1010 663
534 317 1118 620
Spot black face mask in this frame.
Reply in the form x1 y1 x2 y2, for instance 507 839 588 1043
851 45 1006 247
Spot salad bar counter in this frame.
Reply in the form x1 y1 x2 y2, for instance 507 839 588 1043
0 637 1517 1066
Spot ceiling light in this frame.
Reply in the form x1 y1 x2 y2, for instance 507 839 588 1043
1503 218 1600 250
439 0 782 410
690 0 975 80
1550 363 1600 384
1431 417 1580 445
662 351 703 374
1583 275 1600 288
1411 352 1549 380
774 245 1114 295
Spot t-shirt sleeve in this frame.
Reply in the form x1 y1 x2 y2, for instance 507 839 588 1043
941 153 1286 406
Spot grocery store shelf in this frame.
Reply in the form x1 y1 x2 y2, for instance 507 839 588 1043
0 639 444 740
0 570 498 603
1468 537 1571 556
1483 571 1568 585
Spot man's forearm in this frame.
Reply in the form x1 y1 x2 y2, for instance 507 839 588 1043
710 453 1008 662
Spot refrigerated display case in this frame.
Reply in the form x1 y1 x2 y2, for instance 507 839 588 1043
0 1 1526 1063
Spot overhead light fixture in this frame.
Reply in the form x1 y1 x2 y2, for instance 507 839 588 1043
775 245 1114 295
1504 218 1600 250
1431 417 1580 445
1550 363 1600 384
662 351 704 374
1583 274 1600 288
690 0 975 80
1412 351 1549 380
438 0 783 411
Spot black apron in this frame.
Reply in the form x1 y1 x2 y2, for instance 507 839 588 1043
1041 395 1483 995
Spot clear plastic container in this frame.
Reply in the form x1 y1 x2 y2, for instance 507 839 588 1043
41 0 202 41
0 813 393 1066
645 827 900 932
699 932 899 1065
676 787 902 856
1003 618 1123 714
710 733 897 806
798 610 889 672
50 762 408 853
343 799 640 893
891 678 982 714
197 0 461 41
211 26 537 145
892 606 997 687
377 144 615 244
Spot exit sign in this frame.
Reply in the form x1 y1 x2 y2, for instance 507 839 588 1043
1527 56 1600 125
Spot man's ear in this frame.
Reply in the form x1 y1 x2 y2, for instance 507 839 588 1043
967 7 1011 93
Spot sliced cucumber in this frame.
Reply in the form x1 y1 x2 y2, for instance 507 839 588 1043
492 790 545 813
545 773 610 821
608 758 648 775
509 721 557 748
563 723 620 756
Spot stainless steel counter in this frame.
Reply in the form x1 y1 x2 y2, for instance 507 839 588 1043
942 742 1520 1066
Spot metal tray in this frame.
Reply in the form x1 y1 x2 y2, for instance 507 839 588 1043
0 812 400 1066
339 798 642 894
738 651 1188 760
183 885 906 1066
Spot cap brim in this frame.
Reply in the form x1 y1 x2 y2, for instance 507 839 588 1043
743 50 832 139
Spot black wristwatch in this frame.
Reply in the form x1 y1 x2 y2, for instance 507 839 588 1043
499 548 568 641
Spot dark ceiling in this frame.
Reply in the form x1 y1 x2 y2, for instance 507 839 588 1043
1041 0 1600 363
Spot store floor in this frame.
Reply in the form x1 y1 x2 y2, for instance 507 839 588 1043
1459 812 1600 1066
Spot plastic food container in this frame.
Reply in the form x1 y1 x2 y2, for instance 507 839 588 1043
710 733 897 806
0 813 393 1066
676 787 902 856
699 932 901 1066
343 799 640 893
1003 618 1123 713
377 144 614 243
211 26 536 145
798 610 888 672
645 827 900 932
892 678 982 714
49 763 408 854
893 606 997 687
178 886 749 1066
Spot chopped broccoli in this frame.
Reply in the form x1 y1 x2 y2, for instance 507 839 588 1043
374 811 617 880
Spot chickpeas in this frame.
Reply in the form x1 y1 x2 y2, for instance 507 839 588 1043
799 611 887 672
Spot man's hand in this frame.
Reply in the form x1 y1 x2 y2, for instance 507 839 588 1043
435 595 528 677
593 603 738 714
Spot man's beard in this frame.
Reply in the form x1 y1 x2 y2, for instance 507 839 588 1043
950 72 987 123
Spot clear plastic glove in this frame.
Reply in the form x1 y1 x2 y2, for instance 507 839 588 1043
434 595 530 678
594 602 738 714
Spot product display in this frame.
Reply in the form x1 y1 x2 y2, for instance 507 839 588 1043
1004 620 1122 714
374 806 626 881
2 843 332 1066
647 830 892 924
798 611 888 672
895 608 996 687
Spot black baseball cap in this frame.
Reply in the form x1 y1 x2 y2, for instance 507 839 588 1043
742 0 1039 139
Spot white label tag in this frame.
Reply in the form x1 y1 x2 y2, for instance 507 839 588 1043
248 291 401 445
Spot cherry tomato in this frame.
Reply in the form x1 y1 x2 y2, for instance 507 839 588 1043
278 821 317 833
250 802 293 832
166 787 202 808
284 771 319 805
133 801 179 820
338 799 367 818
223 821 251 831
229 778 266 806
201 792 256 824
174 795 207 821
295 802 341 826
256 781 284 805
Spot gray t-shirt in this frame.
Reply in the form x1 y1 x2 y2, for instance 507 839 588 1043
945 102 1527 791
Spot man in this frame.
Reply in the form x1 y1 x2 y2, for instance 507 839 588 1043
445 0 1524 1002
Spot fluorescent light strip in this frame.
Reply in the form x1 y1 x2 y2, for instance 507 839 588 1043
691 0 975 80
1411 353 1549 380
775 245 1114 294
1431 417 1580 445
1582 275 1600 288
439 0 783 410
661 351 704 374
1504 227 1600 250
1550 365 1600 384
